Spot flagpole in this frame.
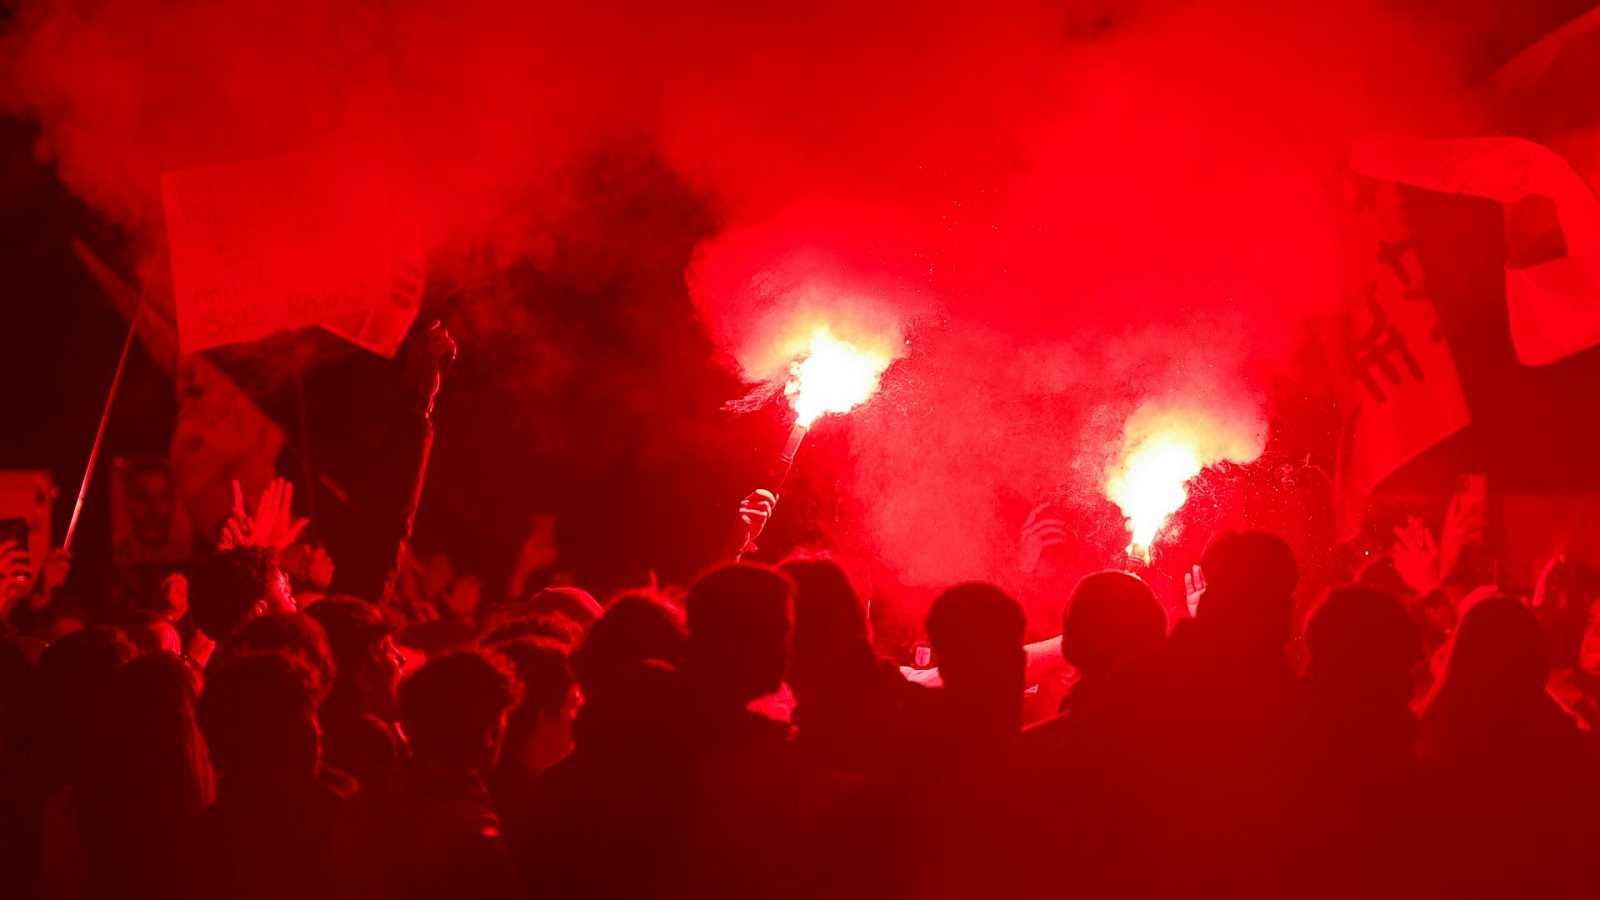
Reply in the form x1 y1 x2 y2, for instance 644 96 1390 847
64 303 144 553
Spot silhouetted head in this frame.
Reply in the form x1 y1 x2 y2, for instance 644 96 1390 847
684 563 792 706
572 590 686 700
574 658 684 752
190 547 293 642
526 586 604 630
219 612 334 701
1061 570 1166 679
22 626 136 794
146 572 189 623
927 583 1026 715
1423 595 1569 760
201 652 321 787
493 637 578 776
780 557 874 699
1436 596 1549 710
81 652 213 825
441 574 484 624
306 596 404 719
400 648 520 771
123 460 177 546
1306 586 1419 703
0 636 30 724
1582 598 1600 678
70 652 209 900
120 609 183 657
1533 558 1600 669
481 612 582 648
1197 531 1298 652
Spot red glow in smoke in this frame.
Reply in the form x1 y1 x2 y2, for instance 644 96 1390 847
3 1 1470 595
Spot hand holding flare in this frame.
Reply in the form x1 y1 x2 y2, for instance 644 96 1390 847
734 326 892 558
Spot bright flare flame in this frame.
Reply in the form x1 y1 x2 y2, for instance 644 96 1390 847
1105 436 1204 561
785 327 892 426
1104 400 1267 562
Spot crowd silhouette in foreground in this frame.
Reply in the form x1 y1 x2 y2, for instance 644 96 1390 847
3 486 1600 900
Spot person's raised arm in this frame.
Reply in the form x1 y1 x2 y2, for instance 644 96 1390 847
0 539 31 619
218 477 310 552
733 489 778 559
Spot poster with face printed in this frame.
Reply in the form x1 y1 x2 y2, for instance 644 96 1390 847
112 456 195 567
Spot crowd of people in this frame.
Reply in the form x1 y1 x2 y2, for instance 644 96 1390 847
2 477 1599 900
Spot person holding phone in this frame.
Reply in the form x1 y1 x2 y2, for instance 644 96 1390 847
0 536 31 616
1 527 72 635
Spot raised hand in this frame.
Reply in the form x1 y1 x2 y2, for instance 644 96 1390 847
251 477 310 550
1184 564 1206 617
1392 515 1442 596
219 477 310 552
1019 502 1068 575
0 540 33 614
1532 554 1567 610
40 547 70 592
219 480 249 549
1438 485 1485 584
305 545 335 590
737 489 779 556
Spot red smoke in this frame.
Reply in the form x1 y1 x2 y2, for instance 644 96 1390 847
3 1 1472 593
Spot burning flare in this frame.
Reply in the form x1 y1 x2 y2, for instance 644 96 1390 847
1104 400 1266 561
1105 435 1204 561
785 327 892 427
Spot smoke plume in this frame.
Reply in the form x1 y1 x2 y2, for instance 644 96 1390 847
3 0 1473 591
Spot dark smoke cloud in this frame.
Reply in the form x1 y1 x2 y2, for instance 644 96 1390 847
4 0 1476 591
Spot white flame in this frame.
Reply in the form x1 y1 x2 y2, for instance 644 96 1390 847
785 327 892 426
1104 400 1266 561
1106 436 1204 561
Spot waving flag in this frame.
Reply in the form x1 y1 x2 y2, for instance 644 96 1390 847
74 239 285 538
1334 175 1472 537
162 149 424 358
1351 136 1600 367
